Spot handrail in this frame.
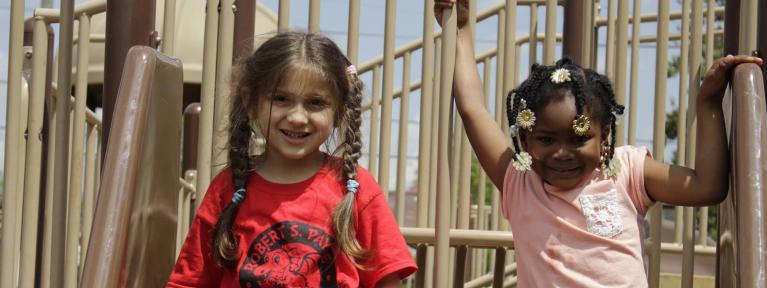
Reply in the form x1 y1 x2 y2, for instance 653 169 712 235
34 0 106 23
401 227 515 249
717 63 767 288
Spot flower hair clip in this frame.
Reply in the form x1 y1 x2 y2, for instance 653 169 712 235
516 99 536 131
550 68 572 84
572 114 591 136
512 151 533 171
346 65 358 76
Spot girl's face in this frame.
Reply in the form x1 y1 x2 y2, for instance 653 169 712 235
254 66 340 166
522 94 606 190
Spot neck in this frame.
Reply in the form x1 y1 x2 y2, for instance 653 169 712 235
256 151 326 184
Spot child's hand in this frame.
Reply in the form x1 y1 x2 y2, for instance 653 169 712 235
434 0 469 29
699 54 763 105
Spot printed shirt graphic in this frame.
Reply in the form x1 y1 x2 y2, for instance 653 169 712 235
501 146 654 287
168 158 417 288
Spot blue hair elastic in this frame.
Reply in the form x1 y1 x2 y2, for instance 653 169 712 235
232 188 247 204
346 179 360 194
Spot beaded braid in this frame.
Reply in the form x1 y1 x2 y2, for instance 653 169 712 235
332 70 370 267
584 69 625 163
212 88 253 268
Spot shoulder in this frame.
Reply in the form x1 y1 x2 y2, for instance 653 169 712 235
614 145 652 167
322 157 383 203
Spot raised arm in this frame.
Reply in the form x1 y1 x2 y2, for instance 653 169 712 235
644 55 763 206
436 0 514 189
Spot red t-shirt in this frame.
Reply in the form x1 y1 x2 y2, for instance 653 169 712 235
168 158 416 287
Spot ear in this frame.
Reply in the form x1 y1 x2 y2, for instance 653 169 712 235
240 89 260 120
600 125 610 142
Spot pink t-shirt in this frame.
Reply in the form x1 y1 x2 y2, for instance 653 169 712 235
502 145 654 287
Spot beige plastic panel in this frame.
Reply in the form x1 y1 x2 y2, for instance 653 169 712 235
80 46 183 287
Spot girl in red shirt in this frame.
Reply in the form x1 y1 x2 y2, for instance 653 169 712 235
168 32 416 288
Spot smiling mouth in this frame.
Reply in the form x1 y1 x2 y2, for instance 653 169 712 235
281 129 310 139
548 166 580 175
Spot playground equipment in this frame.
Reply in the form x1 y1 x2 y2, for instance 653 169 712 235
1 0 765 287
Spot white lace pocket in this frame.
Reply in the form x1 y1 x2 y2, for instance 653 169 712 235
579 190 623 238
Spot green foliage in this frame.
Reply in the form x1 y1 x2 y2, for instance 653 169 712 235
470 156 495 206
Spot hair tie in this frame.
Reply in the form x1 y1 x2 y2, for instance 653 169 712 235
346 65 357 76
232 188 246 204
346 179 360 194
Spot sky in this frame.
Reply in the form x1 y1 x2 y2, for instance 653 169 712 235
0 0 696 192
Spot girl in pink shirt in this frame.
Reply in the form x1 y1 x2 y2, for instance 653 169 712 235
436 0 762 286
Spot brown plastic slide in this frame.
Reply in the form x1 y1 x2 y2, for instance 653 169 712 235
717 63 767 287
80 46 183 287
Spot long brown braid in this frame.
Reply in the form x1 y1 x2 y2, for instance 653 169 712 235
211 32 368 268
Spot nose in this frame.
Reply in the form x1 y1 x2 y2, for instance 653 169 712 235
286 104 309 126
551 144 574 160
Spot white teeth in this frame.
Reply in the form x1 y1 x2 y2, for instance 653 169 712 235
282 130 308 138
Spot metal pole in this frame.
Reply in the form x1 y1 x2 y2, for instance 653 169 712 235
395 52 411 225
1 0 25 286
64 14 90 288
674 0 691 245
724 0 739 56
605 0 616 78
347 0 360 64
739 0 757 54
613 0 629 147
50 0 77 285
211 0 236 178
195 0 220 204
233 0 255 59
529 4 537 66
628 0 641 146
543 0 556 64
368 66 381 177
435 5 457 286
503 0 517 101
378 0 397 197
649 1 670 286
278 0 290 32
416 0 435 229
308 0 320 32
161 0 177 55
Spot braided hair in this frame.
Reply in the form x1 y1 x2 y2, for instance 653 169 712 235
505 58 625 168
212 32 368 268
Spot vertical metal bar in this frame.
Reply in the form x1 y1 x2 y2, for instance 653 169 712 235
81 125 98 277
211 0 236 179
41 103 57 288
503 1 517 103
724 0 740 56
395 52 411 225
308 0 320 32
369 65 381 178
278 0 290 32
529 4 537 66
453 245 468 288
435 5 457 286
426 38 442 288
492 247 506 288
347 0 360 64
563 0 587 65
378 0 397 197
613 0 629 147
1 0 25 285
415 244 427 288
51 0 76 284
706 0 715 68
457 129 471 229
699 206 709 245
417 0 435 229
682 2 703 286
649 1 670 287
64 14 91 288
674 0 691 246
543 0 556 64
161 0 177 55
196 0 220 209
18 16 49 288
605 0 616 78
628 0 641 146
739 0 757 54
582 0 594 68
492 10 506 240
